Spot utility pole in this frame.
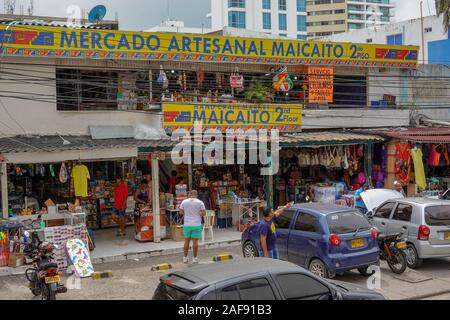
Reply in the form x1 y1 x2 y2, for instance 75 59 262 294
420 1 425 64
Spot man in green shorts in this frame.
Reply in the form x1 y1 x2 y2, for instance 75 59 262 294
179 190 206 264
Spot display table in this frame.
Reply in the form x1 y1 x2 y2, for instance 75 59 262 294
222 200 261 231
166 209 183 225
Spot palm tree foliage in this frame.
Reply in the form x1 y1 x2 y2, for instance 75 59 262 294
435 0 450 32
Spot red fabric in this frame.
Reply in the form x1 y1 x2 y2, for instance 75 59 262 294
168 177 177 192
114 182 128 209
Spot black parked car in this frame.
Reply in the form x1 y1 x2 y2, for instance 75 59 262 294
152 258 385 300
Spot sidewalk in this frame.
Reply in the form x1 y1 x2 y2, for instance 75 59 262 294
0 228 242 277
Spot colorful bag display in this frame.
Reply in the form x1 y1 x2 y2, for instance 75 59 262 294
394 142 411 186
272 66 294 92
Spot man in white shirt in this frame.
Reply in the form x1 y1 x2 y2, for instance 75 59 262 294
179 190 206 264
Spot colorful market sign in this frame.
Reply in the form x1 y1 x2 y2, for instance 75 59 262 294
163 103 302 132
308 66 334 103
0 26 418 68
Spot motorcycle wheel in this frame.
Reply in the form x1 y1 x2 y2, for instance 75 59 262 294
31 288 41 296
42 285 56 301
387 247 407 274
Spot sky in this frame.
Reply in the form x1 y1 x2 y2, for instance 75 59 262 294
10 0 438 31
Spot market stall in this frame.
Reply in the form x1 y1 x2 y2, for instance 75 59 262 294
275 132 385 208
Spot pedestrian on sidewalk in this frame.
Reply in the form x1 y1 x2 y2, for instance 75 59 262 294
113 178 128 237
393 181 407 197
355 183 369 215
260 203 293 259
179 190 206 264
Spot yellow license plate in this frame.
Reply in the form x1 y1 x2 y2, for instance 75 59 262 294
351 239 364 248
396 241 407 249
445 232 450 241
44 276 60 284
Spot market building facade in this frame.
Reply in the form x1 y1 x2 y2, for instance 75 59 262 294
0 22 422 268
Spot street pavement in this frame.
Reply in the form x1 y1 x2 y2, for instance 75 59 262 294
0 243 449 300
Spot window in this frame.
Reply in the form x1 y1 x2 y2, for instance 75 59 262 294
279 0 287 10
297 0 306 12
221 278 276 300
263 12 271 29
425 205 450 226
274 210 295 229
443 190 450 200
425 27 432 33
228 0 245 8
277 273 330 300
228 11 246 28
295 213 320 233
297 34 307 40
366 38 373 43
327 211 371 234
279 33 287 37
297 15 306 32
279 13 287 30
375 202 395 219
392 204 413 222
387 33 403 45
56 68 119 111
263 0 271 9
334 9 345 14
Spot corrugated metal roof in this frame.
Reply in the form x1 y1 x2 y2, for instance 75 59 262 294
355 127 450 143
0 135 174 154
279 132 384 146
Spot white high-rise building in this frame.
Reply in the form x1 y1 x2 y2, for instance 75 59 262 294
210 0 307 39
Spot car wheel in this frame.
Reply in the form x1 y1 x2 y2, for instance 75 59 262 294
243 241 259 258
309 259 329 279
405 244 423 269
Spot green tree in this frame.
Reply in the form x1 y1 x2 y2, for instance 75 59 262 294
244 80 272 103
435 0 450 32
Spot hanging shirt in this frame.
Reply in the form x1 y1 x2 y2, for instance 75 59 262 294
71 164 90 197
411 148 427 191
114 182 128 210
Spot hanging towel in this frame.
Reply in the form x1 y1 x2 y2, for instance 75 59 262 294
411 147 426 191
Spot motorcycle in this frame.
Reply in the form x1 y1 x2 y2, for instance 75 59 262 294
23 231 67 300
377 233 408 274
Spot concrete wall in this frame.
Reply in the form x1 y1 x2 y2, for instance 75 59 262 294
0 58 161 136
319 15 448 64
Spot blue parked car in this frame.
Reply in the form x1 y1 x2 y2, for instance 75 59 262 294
242 203 380 278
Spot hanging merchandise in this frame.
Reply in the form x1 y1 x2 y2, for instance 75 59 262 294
357 171 366 185
342 146 349 169
197 68 205 88
71 163 91 198
436 144 450 166
216 73 223 89
49 164 56 177
230 73 244 89
59 162 68 183
411 146 427 191
39 164 45 177
394 142 411 186
272 66 294 92
157 66 169 90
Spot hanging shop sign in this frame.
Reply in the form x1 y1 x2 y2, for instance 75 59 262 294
163 103 302 132
0 26 418 68
308 66 334 103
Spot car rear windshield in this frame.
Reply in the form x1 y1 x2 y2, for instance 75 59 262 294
327 211 371 234
153 282 196 300
425 206 450 226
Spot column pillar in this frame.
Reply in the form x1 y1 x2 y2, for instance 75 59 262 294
1 162 8 219
152 154 161 243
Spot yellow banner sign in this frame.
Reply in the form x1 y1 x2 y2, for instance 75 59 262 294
163 103 302 132
308 67 334 103
0 26 418 68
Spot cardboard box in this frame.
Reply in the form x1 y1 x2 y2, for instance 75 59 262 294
170 225 184 241
8 253 24 268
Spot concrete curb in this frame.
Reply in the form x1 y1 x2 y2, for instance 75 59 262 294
402 289 450 300
0 239 242 277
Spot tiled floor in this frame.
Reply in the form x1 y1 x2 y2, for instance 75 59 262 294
91 226 242 260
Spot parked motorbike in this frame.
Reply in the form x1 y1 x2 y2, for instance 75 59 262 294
23 231 67 300
377 233 408 274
